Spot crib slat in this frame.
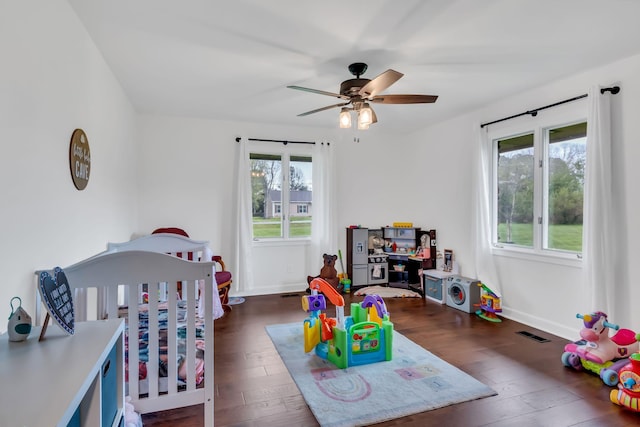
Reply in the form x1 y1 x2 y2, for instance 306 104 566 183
74 288 87 322
128 283 140 401
147 282 160 399
203 269 215 427
106 287 118 320
166 280 178 395
184 280 196 392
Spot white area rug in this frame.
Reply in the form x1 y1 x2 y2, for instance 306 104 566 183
266 323 496 427
354 285 421 298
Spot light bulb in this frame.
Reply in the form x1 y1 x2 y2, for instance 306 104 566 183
339 108 352 128
358 104 373 126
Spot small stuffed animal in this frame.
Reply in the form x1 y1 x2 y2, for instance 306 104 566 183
307 253 341 292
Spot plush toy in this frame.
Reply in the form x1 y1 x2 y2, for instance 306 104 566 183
307 253 341 292
124 396 143 427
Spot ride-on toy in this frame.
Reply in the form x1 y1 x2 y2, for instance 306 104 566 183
610 349 640 412
561 311 639 386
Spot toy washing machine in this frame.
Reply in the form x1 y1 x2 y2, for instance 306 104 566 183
445 276 481 313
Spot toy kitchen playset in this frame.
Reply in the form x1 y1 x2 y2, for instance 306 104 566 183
346 224 437 294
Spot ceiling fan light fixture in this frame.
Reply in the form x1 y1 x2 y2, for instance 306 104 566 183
288 62 438 128
339 107 352 128
358 103 373 127
357 119 370 130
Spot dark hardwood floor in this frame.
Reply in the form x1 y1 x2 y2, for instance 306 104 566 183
142 292 639 426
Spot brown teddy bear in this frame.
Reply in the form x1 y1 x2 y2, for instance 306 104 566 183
307 253 341 292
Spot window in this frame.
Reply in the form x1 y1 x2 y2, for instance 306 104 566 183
493 119 586 257
250 151 312 239
496 132 534 247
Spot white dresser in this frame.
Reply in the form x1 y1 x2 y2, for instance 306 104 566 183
0 318 124 426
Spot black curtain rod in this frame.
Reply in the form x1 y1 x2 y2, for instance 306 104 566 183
480 86 620 129
235 137 316 145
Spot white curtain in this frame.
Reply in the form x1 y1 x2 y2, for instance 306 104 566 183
583 86 615 316
308 141 338 273
473 124 502 296
233 137 255 293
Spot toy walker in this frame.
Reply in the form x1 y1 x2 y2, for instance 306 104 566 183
562 311 639 386
302 277 393 369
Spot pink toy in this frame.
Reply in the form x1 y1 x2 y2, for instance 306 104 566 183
562 311 639 386
565 311 638 364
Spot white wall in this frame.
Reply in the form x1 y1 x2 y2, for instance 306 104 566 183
408 53 640 339
0 1 139 326
135 115 403 294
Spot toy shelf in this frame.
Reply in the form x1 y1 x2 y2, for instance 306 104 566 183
0 319 124 426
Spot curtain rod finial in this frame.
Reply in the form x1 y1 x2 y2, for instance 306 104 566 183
601 86 620 95
235 137 241 142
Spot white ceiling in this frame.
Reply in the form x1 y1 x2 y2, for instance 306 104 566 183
68 0 640 134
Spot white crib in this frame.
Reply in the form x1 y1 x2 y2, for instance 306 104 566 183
36 233 222 427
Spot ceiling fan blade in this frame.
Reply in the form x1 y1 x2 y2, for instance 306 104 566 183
370 94 438 104
358 69 403 98
287 85 350 100
297 102 350 117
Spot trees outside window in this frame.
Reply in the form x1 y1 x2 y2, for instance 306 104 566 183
494 121 586 255
497 133 534 246
545 122 586 252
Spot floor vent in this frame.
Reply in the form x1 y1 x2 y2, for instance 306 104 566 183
516 330 550 343
281 293 301 298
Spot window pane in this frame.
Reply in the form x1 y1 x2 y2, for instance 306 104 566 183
497 133 534 247
546 122 586 252
250 153 282 238
289 156 312 237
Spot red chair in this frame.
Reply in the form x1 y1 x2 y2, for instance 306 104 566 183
152 227 232 313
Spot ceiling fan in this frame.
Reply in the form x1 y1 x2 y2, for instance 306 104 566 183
287 62 438 129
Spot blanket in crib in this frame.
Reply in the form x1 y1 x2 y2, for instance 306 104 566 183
120 301 208 389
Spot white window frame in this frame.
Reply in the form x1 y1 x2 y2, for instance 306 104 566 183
488 100 587 266
249 141 313 243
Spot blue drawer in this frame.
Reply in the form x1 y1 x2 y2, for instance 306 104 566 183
66 405 81 427
102 343 118 427
424 275 444 301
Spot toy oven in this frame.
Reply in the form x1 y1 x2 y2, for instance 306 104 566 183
368 255 388 285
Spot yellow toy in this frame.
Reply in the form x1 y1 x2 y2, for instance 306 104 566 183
302 278 393 368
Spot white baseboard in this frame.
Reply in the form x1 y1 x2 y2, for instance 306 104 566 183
232 283 306 298
501 306 576 341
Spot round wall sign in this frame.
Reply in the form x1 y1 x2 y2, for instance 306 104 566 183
69 128 91 190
